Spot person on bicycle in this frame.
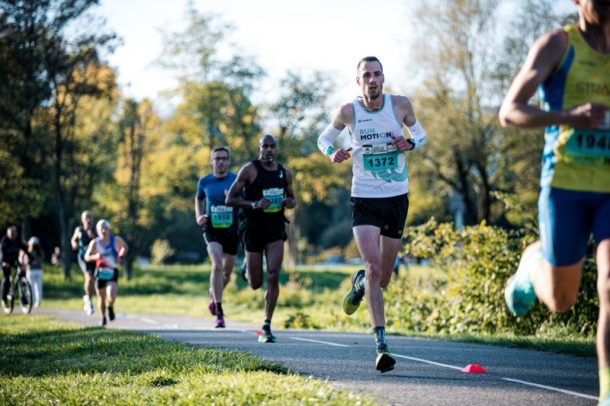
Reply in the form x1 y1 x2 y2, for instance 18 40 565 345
84 219 128 327
1 225 28 306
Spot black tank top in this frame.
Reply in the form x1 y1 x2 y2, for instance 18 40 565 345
78 226 96 258
244 160 287 226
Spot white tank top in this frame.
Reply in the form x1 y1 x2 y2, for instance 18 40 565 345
350 94 408 198
96 236 118 268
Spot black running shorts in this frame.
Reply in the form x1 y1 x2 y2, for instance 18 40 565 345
242 223 287 253
95 268 118 290
350 193 409 239
203 229 239 256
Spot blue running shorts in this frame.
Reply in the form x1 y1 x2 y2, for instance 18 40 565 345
538 186 610 266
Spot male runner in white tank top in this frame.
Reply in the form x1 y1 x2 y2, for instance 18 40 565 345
317 56 427 372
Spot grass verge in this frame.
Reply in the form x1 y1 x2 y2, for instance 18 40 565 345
0 315 377 405
39 263 596 358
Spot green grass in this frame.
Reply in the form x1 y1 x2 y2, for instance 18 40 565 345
40 263 596 357
0 315 377 405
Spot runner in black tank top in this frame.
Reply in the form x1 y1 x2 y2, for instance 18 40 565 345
243 159 287 228
226 134 297 343
70 210 97 316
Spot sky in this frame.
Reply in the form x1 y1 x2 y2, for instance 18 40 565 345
97 0 418 110
96 0 577 113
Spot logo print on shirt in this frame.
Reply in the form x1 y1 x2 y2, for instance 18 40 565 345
279 171 283 178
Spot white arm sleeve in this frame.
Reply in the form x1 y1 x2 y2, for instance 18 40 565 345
406 120 427 149
317 124 342 156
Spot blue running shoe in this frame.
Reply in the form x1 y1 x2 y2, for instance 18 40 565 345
505 243 543 316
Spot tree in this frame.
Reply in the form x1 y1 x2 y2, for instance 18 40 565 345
266 70 338 265
407 0 567 226
0 1 118 278
96 98 159 279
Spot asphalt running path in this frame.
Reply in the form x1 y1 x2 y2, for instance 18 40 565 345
39 309 598 406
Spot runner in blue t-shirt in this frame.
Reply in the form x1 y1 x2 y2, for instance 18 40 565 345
195 146 239 328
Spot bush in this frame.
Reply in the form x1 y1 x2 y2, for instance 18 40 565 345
395 218 598 337
150 239 175 265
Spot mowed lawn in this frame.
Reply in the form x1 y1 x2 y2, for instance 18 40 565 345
41 263 367 331
0 315 377 405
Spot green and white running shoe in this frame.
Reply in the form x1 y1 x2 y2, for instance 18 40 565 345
342 269 365 315
505 243 543 316
258 328 276 343
375 343 396 373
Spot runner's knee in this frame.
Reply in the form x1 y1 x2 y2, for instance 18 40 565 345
267 269 280 287
365 263 382 284
544 289 578 313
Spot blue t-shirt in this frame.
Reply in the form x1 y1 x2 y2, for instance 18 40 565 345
196 172 238 231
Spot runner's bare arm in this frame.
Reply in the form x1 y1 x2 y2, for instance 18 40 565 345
84 240 98 262
283 168 297 209
225 163 260 209
500 29 608 129
70 227 80 250
194 195 207 226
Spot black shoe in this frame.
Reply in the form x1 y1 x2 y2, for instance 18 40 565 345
375 343 396 373
343 269 365 315
108 306 115 321
100 317 107 327
215 316 226 328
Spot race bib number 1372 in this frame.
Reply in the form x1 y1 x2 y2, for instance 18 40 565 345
363 143 398 171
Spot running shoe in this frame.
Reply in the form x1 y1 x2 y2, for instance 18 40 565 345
108 306 115 321
505 243 542 316
83 295 94 316
215 316 225 328
208 288 216 316
240 262 248 283
258 328 276 343
375 343 396 373
100 317 107 327
343 269 365 315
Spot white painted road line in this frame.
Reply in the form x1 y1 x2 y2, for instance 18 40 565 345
392 354 463 371
139 317 159 325
288 336 596 401
290 337 351 347
501 378 597 401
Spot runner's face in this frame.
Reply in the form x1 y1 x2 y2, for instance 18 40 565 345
7 227 16 239
259 138 276 162
357 61 384 100
97 223 109 238
211 151 230 175
82 213 92 228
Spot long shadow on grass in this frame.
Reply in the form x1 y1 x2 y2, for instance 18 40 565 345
0 326 287 377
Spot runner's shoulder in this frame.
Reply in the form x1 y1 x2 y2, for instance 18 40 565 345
338 102 354 125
